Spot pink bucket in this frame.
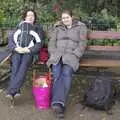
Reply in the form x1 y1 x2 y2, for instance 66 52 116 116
32 86 51 110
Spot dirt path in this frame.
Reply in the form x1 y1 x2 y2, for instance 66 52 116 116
0 67 120 120
0 83 120 120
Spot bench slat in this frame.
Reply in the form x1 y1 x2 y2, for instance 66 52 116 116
80 59 120 67
88 31 120 39
87 45 120 51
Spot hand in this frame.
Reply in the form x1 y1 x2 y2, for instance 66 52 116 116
15 47 30 54
15 47 24 54
23 47 30 53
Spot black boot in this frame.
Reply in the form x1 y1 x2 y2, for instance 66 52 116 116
52 103 65 119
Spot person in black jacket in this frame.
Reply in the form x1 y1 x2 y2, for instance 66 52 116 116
6 9 44 99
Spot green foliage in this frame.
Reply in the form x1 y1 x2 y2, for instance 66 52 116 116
88 39 120 46
116 17 120 32
0 0 24 27
36 3 57 23
0 9 4 23
83 9 117 30
0 0 120 46
0 0 119 28
0 0 119 30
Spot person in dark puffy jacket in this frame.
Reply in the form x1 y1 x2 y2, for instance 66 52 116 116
47 9 87 119
6 9 44 99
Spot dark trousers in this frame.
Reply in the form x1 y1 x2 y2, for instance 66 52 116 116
7 52 33 95
51 59 74 107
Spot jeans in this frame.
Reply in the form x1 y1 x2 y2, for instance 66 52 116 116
7 52 33 95
51 59 74 107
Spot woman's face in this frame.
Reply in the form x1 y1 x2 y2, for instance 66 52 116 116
61 13 72 27
25 11 35 24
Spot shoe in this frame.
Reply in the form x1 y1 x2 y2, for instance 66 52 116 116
14 93 21 98
5 94 14 107
52 103 65 119
5 94 13 100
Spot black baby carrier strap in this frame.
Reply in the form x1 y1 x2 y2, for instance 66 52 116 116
17 22 35 47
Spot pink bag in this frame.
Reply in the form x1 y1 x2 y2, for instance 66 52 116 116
32 71 52 110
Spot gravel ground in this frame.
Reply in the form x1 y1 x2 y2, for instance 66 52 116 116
0 69 120 120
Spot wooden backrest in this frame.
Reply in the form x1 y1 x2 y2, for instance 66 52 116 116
80 31 120 67
87 31 120 51
88 31 120 39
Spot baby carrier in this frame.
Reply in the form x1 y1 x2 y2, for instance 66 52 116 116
14 21 40 48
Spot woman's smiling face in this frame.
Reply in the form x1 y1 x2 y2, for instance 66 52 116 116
25 11 35 24
61 13 72 27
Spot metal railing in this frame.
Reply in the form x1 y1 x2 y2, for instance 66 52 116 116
0 23 118 46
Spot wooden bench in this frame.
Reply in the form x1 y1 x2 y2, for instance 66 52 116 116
1 30 120 78
2 28 120 69
80 31 120 68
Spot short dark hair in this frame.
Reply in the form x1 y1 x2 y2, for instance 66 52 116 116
61 9 73 17
22 9 37 23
